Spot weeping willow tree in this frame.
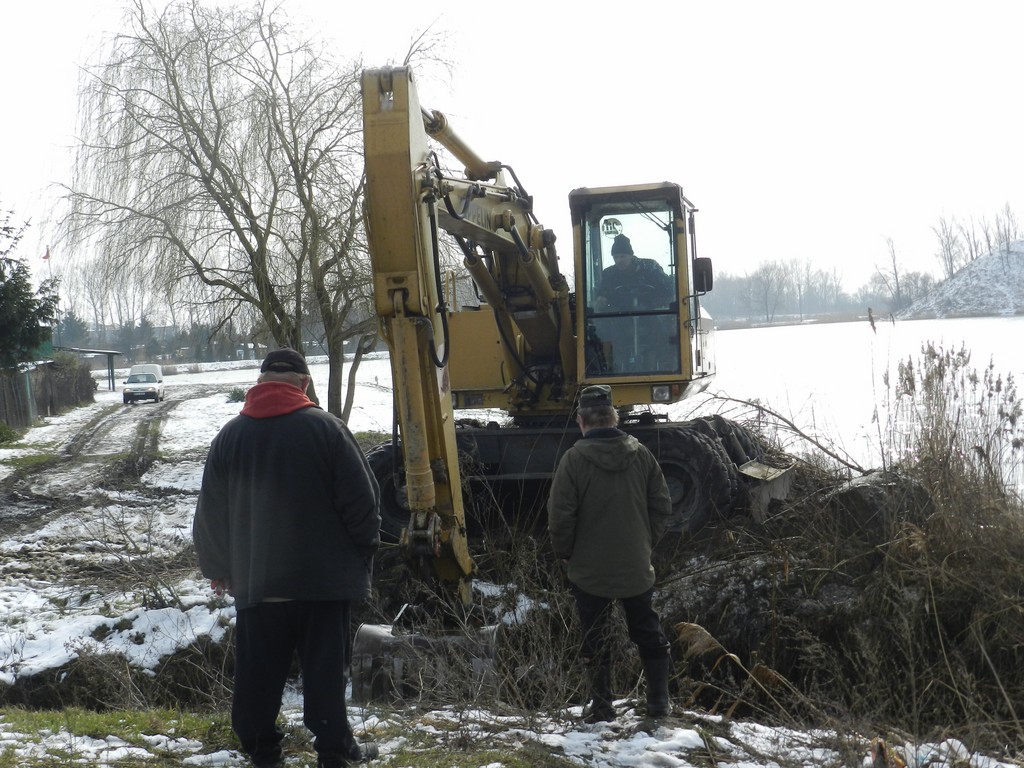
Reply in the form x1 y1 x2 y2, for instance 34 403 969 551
61 0 376 416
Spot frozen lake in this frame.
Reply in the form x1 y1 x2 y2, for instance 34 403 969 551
688 315 1024 478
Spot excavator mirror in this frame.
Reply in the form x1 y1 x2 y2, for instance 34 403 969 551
693 257 713 293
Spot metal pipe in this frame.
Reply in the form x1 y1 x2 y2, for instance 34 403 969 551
389 297 435 512
421 107 502 182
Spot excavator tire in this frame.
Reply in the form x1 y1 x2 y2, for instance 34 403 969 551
366 443 410 542
732 424 765 462
698 414 765 465
643 426 740 535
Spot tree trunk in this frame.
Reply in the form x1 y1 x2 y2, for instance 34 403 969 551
326 335 345 417
342 333 378 424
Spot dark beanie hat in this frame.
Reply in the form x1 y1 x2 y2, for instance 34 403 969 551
261 347 310 375
579 384 612 408
611 234 633 256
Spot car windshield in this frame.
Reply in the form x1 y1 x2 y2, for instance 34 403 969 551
127 374 156 383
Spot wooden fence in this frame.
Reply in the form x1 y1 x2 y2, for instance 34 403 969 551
0 356 96 429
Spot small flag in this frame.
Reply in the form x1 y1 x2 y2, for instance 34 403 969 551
42 246 50 261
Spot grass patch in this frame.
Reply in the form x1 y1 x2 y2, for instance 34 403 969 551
354 708 581 767
380 743 576 767
0 453 54 471
355 430 389 452
226 386 247 403
0 423 23 445
0 707 236 767
0 706 578 767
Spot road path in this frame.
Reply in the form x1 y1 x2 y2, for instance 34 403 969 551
0 381 231 593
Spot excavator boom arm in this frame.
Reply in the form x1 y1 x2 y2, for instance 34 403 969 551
361 66 575 601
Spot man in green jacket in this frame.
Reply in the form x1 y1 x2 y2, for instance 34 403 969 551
547 384 674 722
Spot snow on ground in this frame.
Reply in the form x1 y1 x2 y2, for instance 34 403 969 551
898 241 1024 319
0 358 1018 766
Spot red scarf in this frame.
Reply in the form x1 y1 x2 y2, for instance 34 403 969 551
240 381 317 418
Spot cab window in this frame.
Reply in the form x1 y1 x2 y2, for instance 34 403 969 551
582 207 681 375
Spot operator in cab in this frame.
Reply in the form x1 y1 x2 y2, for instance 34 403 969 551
594 234 672 311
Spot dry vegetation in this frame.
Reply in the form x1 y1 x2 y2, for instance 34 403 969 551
653 341 1024 753
356 340 1024 756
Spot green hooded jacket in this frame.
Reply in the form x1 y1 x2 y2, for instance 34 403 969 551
547 429 672 598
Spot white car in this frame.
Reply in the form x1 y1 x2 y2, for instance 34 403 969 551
123 364 166 404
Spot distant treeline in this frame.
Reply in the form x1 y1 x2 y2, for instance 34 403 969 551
702 261 936 324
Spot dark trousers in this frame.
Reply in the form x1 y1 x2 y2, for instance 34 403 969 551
232 600 358 765
570 584 670 665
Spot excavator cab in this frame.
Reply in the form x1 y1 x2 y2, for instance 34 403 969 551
572 183 716 400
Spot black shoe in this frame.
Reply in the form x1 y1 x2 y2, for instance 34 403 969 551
317 742 380 767
352 742 379 763
642 654 673 718
583 663 615 723
583 699 616 724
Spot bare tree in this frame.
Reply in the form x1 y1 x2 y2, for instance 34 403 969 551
980 217 994 256
901 271 936 306
823 267 845 308
749 261 788 323
994 202 1019 271
61 0 374 416
875 237 905 310
931 217 962 280
788 259 811 320
995 203 1019 244
73 259 119 347
958 217 983 264
806 266 845 314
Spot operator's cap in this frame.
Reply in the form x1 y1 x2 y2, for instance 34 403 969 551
579 384 612 409
611 234 633 256
261 347 310 375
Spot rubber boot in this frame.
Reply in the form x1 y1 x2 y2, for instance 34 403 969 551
583 665 615 723
642 655 672 717
317 741 379 767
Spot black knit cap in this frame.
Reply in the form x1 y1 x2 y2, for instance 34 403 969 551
579 384 612 408
610 234 634 256
261 347 310 375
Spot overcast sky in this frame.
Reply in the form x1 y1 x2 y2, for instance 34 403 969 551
4 0 1023 291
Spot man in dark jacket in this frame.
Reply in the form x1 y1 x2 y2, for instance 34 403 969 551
592 233 674 373
193 347 381 768
594 233 672 311
547 384 674 722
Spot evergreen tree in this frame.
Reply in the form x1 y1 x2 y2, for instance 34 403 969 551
0 208 60 367
58 311 90 347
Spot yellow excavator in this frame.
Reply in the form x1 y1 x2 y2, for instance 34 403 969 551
351 66 783 700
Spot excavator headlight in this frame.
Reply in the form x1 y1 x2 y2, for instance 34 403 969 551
651 385 672 402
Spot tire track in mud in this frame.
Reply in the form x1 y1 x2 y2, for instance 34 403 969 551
0 381 237 706
0 398 181 543
0 383 230 579
5 379 227 502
